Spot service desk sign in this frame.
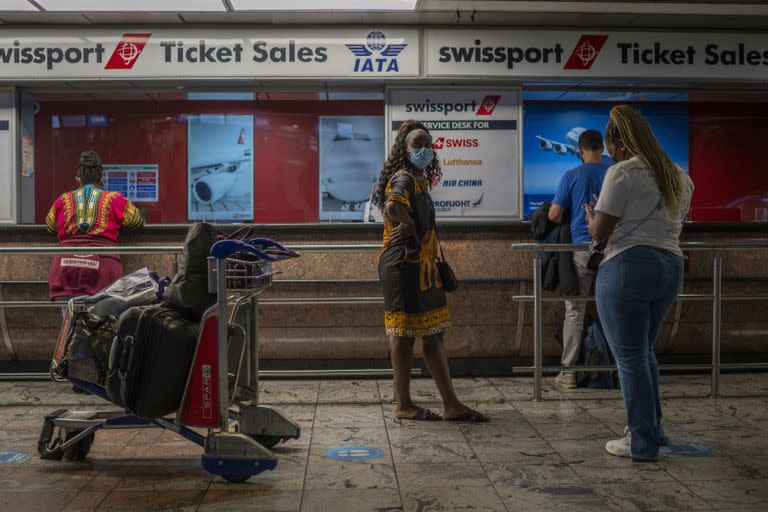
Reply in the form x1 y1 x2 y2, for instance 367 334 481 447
425 29 768 80
0 28 418 80
388 88 521 218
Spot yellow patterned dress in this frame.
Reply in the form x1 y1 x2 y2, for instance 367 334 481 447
378 169 451 338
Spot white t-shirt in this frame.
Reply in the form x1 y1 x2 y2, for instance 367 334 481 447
595 156 694 264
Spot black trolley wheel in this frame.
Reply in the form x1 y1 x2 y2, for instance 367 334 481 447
62 430 95 461
248 435 286 450
37 411 96 462
222 474 251 484
37 409 67 460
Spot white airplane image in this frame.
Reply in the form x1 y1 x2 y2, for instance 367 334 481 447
535 127 610 158
190 128 251 205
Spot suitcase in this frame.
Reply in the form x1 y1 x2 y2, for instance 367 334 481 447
106 305 199 418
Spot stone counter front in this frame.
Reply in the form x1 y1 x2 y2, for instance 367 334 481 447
0 223 767 365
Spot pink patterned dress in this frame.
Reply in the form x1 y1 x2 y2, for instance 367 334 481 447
46 185 144 299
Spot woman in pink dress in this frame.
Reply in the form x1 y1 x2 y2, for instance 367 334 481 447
46 151 144 301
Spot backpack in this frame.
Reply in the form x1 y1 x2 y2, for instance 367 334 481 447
580 317 619 389
162 222 218 321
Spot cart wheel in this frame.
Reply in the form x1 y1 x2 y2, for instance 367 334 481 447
248 435 285 449
38 420 64 461
62 431 95 462
222 474 251 484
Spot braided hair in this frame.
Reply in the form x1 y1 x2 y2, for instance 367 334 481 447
372 120 442 210
605 105 684 216
76 151 103 185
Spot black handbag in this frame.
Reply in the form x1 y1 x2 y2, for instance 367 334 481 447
434 224 458 292
586 239 606 272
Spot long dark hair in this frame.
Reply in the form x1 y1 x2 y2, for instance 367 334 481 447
372 120 442 210
76 151 103 185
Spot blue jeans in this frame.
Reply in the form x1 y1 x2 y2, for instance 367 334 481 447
596 245 683 460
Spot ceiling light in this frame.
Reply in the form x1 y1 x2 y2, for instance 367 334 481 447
231 0 417 11
0 0 39 11
34 0 226 12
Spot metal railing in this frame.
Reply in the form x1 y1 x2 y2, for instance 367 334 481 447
1 242 767 392
511 241 768 401
0 243 387 377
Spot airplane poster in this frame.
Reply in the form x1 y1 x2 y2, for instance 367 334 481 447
187 114 254 222
522 102 689 218
319 116 385 222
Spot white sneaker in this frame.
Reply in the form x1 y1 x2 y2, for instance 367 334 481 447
605 427 632 458
555 371 578 390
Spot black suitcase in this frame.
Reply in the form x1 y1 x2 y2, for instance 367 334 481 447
106 305 199 418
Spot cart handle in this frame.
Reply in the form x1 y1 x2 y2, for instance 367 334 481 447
210 239 298 262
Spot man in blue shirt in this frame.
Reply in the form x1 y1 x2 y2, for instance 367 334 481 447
548 129 610 390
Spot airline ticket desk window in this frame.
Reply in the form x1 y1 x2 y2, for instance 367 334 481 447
25 89 385 224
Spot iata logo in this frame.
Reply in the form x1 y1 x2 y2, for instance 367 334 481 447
476 95 501 116
564 35 609 70
433 137 479 150
105 33 151 70
346 30 406 73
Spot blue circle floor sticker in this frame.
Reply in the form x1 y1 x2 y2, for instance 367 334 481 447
0 450 29 464
324 445 384 462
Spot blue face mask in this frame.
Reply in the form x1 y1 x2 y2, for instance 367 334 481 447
408 147 434 169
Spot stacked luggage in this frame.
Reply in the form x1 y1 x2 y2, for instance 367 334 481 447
53 223 219 418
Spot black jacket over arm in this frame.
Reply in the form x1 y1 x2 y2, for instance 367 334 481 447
530 202 580 296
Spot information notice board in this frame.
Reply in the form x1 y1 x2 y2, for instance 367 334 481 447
103 164 159 202
387 88 521 218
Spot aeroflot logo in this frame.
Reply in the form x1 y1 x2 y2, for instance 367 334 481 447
105 33 152 70
405 96 501 116
346 31 406 72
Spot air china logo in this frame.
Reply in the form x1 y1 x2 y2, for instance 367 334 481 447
476 95 500 115
105 33 151 70
346 31 406 72
564 35 609 70
433 137 479 149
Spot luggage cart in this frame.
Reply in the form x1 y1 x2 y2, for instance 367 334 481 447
38 237 301 483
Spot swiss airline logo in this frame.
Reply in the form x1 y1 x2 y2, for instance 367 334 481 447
433 137 479 150
476 95 501 115
564 35 609 70
105 33 152 70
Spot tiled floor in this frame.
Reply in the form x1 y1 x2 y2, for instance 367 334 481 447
0 374 767 511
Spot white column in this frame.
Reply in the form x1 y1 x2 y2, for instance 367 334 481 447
0 88 17 224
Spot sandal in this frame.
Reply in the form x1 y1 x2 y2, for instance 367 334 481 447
444 410 490 423
396 407 443 421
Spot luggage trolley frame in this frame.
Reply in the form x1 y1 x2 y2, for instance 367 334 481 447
37 237 300 484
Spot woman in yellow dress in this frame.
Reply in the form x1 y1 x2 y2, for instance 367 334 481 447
374 120 488 422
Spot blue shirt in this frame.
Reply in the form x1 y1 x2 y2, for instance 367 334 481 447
552 162 610 244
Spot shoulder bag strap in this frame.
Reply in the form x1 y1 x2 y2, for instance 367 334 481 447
607 199 662 248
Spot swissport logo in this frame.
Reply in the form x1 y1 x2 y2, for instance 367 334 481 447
564 35 609 70
476 95 500 115
105 33 151 70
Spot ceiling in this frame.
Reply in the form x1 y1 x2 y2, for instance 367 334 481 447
1 1 768 29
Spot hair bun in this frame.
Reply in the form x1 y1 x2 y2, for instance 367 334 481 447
79 151 101 167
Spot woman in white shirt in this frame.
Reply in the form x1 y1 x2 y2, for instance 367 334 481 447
586 105 694 462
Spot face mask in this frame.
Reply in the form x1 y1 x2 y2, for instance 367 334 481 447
408 147 434 169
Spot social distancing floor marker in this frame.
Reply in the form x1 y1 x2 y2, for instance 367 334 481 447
323 445 384 462
0 450 29 464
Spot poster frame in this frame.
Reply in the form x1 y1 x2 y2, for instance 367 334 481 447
385 85 524 222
